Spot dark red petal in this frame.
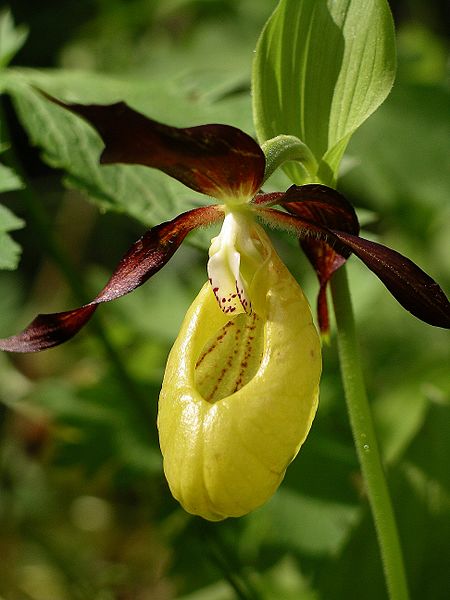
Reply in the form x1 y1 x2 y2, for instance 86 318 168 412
0 306 98 352
43 92 265 201
258 208 450 329
279 184 359 334
331 231 450 329
251 191 286 207
93 205 221 302
280 184 360 235
0 205 222 352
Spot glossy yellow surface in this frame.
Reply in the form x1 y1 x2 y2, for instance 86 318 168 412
157 230 321 520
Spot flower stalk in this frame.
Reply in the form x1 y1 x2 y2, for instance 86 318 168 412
331 265 410 600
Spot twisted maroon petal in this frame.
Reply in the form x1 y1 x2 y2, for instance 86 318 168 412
0 205 222 352
43 93 265 201
251 191 286 207
331 231 450 329
258 207 450 329
279 184 359 334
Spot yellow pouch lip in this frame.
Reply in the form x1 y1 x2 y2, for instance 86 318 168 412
158 228 321 521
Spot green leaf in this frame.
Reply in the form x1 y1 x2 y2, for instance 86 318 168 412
4 69 252 248
25 376 162 477
245 488 360 557
0 10 28 69
373 384 428 465
176 580 234 600
252 0 396 185
0 231 22 270
0 161 24 193
0 164 25 270
6 74 195 225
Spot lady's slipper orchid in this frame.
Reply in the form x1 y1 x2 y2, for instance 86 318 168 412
0 95 448 520
159 223 321 520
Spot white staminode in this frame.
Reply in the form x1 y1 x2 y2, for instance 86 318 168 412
207 210 264 315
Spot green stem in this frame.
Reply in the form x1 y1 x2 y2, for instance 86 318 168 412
202 525 261 600
260 134 317 184
330 266 409 600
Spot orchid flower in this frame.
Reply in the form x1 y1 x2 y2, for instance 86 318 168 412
1 96 448 521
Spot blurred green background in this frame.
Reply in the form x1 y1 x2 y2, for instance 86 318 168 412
0 1 449 599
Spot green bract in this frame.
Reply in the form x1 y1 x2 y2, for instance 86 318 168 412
253 0 396 185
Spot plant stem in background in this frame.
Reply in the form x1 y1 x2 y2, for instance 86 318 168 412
331 265 410 600
201 522 262 600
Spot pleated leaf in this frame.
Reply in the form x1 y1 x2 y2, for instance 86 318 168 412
3 70 253 248
0 162 25 270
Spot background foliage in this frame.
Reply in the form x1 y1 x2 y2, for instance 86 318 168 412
0 1 448 599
